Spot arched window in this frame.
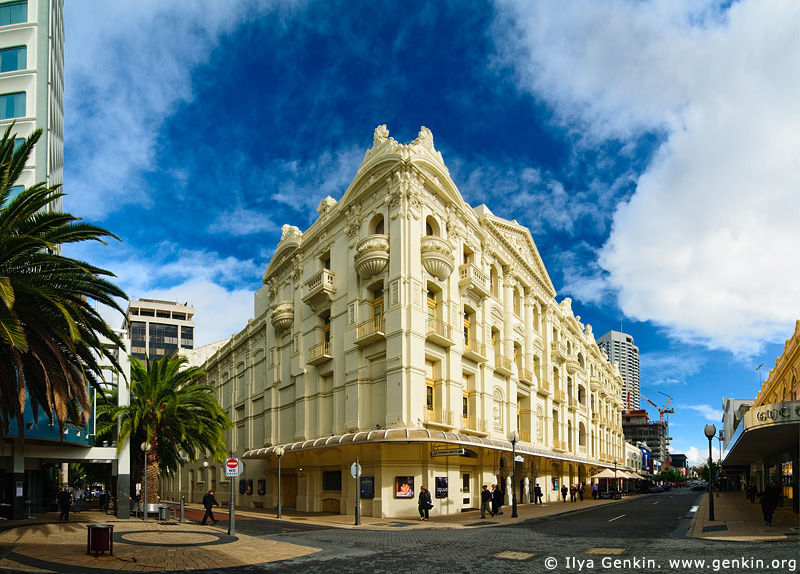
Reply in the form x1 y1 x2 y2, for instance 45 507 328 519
373 215 385 235
579 422 586 447
425 216 440 236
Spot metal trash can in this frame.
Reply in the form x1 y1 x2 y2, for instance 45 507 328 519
86 524 113 556
158 504 169 521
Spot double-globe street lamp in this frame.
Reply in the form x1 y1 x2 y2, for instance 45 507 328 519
704 424 716 521
274 446 285 519
508 431 519 518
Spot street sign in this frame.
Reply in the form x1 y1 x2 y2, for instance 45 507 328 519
225 458 241 477
431 448 465 457
351 461 362 478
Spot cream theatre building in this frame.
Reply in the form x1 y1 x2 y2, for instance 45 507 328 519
167 126 626 518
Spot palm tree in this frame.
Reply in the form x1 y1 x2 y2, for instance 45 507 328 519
99 354 232 504
0 125 126 438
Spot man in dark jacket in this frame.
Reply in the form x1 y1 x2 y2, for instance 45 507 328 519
492 484 504 515
201 490 220 525
760 481 780 526
57 487 73 521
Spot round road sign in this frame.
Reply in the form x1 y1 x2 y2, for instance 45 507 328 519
226 458 239 469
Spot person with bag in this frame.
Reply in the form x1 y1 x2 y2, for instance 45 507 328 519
418 485 432 520
534 483 543 504
480 485 494 518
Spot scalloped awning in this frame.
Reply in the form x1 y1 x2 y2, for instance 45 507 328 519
242 427 624 469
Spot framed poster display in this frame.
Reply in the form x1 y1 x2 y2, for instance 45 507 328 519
395 476 414 498
257 479 265 495
435 476 448 499
360 476 374 499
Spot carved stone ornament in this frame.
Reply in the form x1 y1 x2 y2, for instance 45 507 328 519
354 234 390 279
280 224 302 243
317 196 337 215
420 236 455 280
271 301 294 331
345 203 363 238
417 126 434 149
373 124 389 147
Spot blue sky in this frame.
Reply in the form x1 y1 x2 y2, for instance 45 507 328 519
62 0 799 466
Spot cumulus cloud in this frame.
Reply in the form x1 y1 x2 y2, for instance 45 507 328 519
494 0 800 354
682 445 719 467
64 0 300 221
209 208 281 237
681 404 722 423
639 350 706 387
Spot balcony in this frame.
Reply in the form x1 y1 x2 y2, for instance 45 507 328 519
270 301 294 332
494 355 513 377
565 354 581 374
519 430 532 443
461 416 488 435
354 234 389 279
537 379 551 396
307 340 332 366
590 376 601 392
553 389 566 403
552 439 568 452
420 236 455 280
424 407 454 429
458 263 490 299
550 340 567 362
463 337 487 363
426 317 454 347
518 367 535 385
302 269 335 313
568 396 578 411
355 317 385 346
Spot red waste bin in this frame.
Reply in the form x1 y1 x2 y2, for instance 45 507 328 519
86 524 113 556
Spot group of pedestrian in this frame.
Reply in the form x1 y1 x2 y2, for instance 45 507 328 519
479 484 506 518
560 482 586 502
56 484 86 521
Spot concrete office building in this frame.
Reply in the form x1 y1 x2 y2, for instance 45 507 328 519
622 409 667 466
0 0 62 208
166 126 627 518
123 299 195 361
597 330 640 411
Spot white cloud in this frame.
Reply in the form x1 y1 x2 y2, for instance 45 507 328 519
682 445 719 467
64 0 300 220
494 0 800 354
209 208 281 237
681 404 722 423
639 350 706 387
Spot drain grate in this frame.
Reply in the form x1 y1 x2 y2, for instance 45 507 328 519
494 551 536 561
702 524 728 533
587 548 625 555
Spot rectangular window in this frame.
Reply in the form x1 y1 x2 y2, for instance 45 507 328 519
462 393 469 418
0 1 26 26
372 289 383 330
0 92 25 119
322 470 342 491
426 382 434 411
0 46 25 72
181 325 194 348
427 290 436 329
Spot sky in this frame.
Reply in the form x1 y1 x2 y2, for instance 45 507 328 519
61 0 799 467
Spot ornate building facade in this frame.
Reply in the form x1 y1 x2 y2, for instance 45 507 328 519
165 126 626 518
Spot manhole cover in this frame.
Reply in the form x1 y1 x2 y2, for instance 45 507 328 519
587 548 625 555
494 551 536 561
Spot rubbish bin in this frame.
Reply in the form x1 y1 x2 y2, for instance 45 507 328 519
158 504 169 521
86 524 113 556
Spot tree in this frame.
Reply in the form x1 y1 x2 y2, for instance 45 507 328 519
0 125 126 438
99 354 232 503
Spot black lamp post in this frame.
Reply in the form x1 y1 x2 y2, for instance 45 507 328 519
704 424 716 521
508 431 519 517
274 447 285 519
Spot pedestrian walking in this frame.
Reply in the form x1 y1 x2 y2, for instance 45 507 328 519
73 485 84 512
569 484 577 502
534 483 543 504
201 489 220 525
747 482 757 504
578 482 585 501
480 485 494 518
760 481 780 526
592 482 599 500
492 483 504 515
57 487 73 521
418 486 432 520
561 484 568 502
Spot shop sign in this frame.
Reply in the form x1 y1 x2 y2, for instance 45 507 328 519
431 448 465 457
746 401 800 430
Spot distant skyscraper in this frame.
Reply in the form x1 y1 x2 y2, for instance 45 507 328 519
124 299 195 361
0 0 63 208
597 330 640 411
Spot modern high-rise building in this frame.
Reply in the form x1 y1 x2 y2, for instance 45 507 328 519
597 330 640 411
167 126 628 517
123 298 195 361
0 0 63 207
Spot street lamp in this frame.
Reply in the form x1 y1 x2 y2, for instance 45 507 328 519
704 424 716 521
140 442 151 521
508 431 520 518
274 447 285 519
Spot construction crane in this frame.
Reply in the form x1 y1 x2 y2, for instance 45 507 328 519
640 392 674 424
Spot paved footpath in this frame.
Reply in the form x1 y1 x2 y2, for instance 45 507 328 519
0 489 795 573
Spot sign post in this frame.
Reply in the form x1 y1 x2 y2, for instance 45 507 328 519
351 458 362 526
225 456 240 535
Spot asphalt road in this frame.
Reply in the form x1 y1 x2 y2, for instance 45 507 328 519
211 490 798 574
